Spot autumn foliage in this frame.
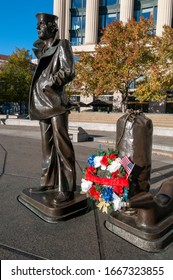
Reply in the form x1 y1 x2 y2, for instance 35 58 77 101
72 18 173 112
134 25 173 102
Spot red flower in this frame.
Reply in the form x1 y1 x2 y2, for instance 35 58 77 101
109 154 116 161
86 166 96 175
112 170 120 178
100 155 109 166
89 186 100 200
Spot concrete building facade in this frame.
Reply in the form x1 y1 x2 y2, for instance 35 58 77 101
54 0 173 53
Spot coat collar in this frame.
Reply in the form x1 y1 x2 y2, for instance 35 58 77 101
41 45 58 58
33 31 60 59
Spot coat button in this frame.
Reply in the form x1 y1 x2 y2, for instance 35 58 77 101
43 73 46 77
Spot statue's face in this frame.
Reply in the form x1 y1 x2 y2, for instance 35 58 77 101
37 20 53 40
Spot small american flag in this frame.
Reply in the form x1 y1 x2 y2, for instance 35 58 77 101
120 156 134 177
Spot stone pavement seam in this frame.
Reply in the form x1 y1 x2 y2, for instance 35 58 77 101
0 144 7 177
0 242 47 260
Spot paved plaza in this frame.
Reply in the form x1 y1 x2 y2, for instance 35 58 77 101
0 125 173 259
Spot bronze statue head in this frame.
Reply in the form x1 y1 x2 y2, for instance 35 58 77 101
36 13 58 40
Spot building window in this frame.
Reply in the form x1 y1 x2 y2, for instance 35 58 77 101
135 10 140 22
154 6 157 22
135 7 155 22
71 36 85 46
71 0 86 9
71 16 86 30
106 13 119 24
101 0 118 6
142 7 153 19
99 12 119 29
71 0 86 46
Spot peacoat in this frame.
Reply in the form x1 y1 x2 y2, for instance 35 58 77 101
29 37 75 120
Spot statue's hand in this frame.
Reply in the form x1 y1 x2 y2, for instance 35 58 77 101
40 76 53 91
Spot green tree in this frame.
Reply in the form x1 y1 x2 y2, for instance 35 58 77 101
134 25 173 102
0 48 33 113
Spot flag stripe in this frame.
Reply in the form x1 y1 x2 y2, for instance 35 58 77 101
120 156 134 176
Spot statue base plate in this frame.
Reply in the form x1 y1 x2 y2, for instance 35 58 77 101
18 188 88 223
105 210 173 252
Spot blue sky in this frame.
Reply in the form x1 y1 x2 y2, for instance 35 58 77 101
0 0 53 57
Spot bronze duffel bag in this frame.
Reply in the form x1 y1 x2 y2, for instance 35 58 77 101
116 110 153 197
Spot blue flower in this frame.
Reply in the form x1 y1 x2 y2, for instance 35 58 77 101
101 187 114 203
88 154 96 166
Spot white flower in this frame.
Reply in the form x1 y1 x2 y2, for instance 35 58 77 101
94 156 103 168
107 158 121 173
81 179 93 192
113 193 122 211
101 164 107 170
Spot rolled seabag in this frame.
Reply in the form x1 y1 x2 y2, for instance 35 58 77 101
116 110 153 197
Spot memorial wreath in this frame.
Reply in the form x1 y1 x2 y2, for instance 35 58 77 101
81 148 134 213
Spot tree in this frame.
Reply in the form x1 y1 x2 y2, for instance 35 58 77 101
134 25 173 102
95 18 156 112
73 18 156 112
72 51 99 98
0 48 33 113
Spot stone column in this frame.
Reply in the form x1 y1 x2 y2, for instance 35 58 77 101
85 0 99 44
156 0 173 36
53 0 66 39
120 0 134 23
65 0 71 40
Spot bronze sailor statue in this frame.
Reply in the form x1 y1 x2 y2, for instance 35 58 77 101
29 13 76 203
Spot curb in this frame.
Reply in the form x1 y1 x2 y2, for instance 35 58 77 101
1 118 173 137
92 137 173 158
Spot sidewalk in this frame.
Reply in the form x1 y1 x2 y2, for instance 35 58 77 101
0 126 173 259
86 130 173 158
0 125 172 157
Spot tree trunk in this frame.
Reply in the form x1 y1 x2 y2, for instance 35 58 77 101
121 94 128 113
121 103 126 113
19 100 22 115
